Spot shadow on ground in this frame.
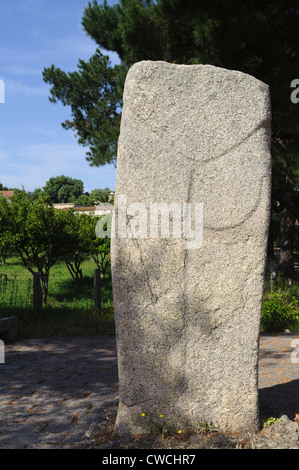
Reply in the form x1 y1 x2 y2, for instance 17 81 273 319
259 379 299 420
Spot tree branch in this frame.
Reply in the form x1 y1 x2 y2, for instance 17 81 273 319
266 0 295 28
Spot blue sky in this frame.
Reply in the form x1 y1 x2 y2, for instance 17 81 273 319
0 0 119 193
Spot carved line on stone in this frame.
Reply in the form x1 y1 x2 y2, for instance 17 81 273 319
117 172 267 235
194 117 271 165
203 176 264 232
125 114 270 167
184 159 268 232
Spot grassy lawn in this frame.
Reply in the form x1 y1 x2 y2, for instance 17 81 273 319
1 252 299 340
0 254 115 339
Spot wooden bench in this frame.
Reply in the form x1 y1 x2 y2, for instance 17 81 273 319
0 316 17 342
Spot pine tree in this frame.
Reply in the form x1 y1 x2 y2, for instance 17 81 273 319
43 0 299 276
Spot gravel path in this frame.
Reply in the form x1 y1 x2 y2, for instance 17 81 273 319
0 336 118 449
0 333 298 449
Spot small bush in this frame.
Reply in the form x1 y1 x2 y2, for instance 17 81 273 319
261 292 299 332
261 416 281 428
0 273 32 308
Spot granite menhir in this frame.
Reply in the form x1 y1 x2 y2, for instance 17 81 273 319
111 61 272 435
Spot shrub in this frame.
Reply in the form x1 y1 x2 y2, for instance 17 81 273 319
261 292 299 332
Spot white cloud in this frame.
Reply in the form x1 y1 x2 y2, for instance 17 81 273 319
5 79 48 97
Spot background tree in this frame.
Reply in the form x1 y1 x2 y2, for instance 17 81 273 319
272 139 299 278
43 51 124 166
0 195 13 265
89 187 112 204
90 214 111 313
60 208 111 311
91 227 110 279
8 191 68 311
75 193 93 206
58 180 84 203
30 187 43 200
43 0 299 277
62 210 95 283
43 175 84 203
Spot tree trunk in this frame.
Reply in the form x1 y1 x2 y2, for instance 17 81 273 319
266 211 278 280
272 138 298 283
94 268 103 315
65 261 84 290
267 210 275 259
33 272 43 320
40 272 49 304
279 207 295 280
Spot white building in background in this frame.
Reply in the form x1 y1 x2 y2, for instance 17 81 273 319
74 204 114 217
53 203 114 217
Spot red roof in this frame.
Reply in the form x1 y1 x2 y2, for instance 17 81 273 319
74 206 113 211
0 191 14 198
74 206 96 211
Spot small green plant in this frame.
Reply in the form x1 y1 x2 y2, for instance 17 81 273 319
261 291 298 332
141 412 170 438
261 416 281 428
197 421 215 435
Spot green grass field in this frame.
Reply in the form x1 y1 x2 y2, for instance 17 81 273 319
1 253 299 340
0 254 115 339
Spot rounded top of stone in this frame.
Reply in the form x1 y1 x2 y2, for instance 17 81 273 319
127 60 270 93
117 60 271 231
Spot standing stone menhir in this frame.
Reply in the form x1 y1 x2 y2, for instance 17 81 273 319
111 61 271 435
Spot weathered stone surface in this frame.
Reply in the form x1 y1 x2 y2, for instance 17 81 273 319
111 61 271 435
